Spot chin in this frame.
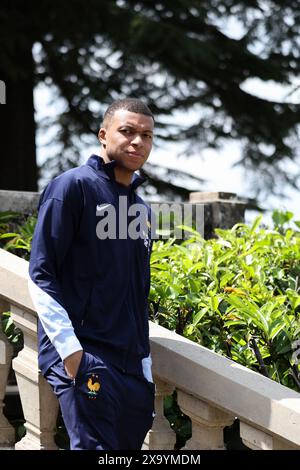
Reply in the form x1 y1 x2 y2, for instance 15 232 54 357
128 166 141 173
124 161 144 171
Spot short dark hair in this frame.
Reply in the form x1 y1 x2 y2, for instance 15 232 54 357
102 98 154 126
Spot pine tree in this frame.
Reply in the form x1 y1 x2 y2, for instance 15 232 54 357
0 0 299 196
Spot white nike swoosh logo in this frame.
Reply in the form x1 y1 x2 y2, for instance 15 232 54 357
96 203 111 214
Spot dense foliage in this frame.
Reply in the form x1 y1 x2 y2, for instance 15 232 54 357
0 212 36 260
149 211 300 391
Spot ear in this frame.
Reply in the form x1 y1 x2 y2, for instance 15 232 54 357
98 128 107 147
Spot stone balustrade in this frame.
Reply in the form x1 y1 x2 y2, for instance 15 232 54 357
1 247 300 450
149 321 300 450
0 298 14 447
0 248 58 449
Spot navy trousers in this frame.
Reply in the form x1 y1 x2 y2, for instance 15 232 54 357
45 350 155 450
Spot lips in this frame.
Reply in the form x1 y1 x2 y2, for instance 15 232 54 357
127 152 144 158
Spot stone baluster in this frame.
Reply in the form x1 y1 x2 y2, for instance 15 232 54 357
240 422 299 450
143 378 176 450
177 391 234 450
10 305 59 449
0 299 15 447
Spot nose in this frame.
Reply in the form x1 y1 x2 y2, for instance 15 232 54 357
131 133 143 146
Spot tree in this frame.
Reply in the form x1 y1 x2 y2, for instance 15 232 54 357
1 0 299 197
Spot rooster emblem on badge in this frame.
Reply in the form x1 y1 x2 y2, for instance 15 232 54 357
87 374 101 399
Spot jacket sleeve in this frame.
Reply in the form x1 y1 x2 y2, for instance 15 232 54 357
29 191 83 362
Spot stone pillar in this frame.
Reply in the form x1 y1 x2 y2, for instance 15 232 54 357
0 299 15 447
177 392 234 450
11 305 59 450
189 192 246 239
240 422 299 450
143 378 176 450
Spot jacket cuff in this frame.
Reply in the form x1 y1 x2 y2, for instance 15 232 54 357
142 354 153 382
54 332 83 362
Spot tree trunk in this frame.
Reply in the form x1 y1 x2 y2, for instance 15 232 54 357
0 42 37 191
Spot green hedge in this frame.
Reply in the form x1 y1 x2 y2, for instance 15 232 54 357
149 210 300 391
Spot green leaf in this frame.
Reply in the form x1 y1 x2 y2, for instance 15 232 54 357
220 271 235 288
250 215 263 234
272 209 293 227
192 308 209 326
0 232 18 239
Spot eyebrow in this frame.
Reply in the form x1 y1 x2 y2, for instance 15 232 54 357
118 124 153 134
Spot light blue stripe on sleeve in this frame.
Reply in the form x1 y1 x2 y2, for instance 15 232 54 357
142 354 153 383
28 276 83 362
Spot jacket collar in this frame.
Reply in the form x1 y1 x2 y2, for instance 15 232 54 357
86 154 146 189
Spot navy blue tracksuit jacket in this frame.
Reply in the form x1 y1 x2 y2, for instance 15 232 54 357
29 154 153 377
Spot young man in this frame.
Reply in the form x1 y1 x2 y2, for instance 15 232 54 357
28 98 155 450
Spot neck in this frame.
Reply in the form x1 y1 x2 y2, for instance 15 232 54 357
101 153 133 186
114 166 133 186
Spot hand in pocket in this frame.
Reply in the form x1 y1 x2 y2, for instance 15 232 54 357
64 350 84 379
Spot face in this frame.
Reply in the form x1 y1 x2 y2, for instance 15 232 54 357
98 109 154 183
